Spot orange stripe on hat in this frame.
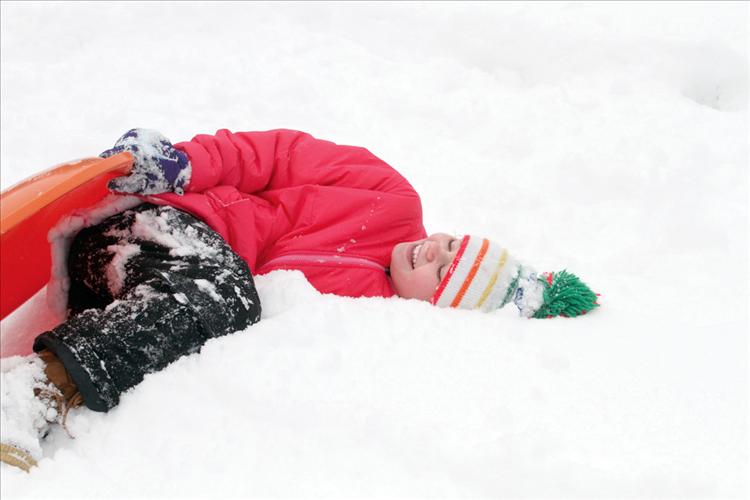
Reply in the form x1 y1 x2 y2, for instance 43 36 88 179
430 235 470 305
450 238 490 308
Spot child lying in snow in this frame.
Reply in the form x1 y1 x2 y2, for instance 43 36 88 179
0 128 598 471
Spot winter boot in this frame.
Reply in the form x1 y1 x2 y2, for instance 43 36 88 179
0 350 83 472
37 349 84 409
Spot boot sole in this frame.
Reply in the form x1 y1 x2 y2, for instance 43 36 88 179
0 442 38 472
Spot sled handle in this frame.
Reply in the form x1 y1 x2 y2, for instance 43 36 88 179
0 152 133 236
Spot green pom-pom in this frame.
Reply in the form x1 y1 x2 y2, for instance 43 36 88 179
533 270 599 319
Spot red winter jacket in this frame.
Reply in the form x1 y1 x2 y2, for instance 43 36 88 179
148 129 427 299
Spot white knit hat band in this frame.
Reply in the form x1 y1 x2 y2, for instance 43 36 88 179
456 240 508 310
478 254 522 311
431 235 526 311
432 235 481 308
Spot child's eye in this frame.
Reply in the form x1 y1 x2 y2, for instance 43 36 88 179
447 238 460 253
438 240 459 280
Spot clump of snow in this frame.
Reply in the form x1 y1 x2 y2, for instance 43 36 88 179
104 242 141 296
194 279 222 302
127 210 222 260
0 356 51 462
233 285 254 310
513 271 546 318
172 292 189 306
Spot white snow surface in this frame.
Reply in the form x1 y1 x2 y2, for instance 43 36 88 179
1 1 747 497
0 356 51 462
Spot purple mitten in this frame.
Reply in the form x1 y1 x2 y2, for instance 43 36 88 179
101 129 191 195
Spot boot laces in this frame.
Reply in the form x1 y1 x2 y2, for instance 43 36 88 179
34 386 77 438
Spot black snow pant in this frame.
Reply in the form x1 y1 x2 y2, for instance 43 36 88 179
33 204 261 412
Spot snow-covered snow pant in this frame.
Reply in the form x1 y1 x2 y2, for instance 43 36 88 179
33 204 261 412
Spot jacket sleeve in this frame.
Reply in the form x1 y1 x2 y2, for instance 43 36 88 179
174 129 418 197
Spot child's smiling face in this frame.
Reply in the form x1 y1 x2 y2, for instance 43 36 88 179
390 233 462 301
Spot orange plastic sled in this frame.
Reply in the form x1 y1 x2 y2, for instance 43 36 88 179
0 153 133 320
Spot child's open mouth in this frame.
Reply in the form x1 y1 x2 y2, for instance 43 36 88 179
411 243 423 269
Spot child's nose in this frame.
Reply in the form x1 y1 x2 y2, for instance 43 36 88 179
425 242 437 262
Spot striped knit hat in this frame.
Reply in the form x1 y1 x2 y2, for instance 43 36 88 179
430 235 599 318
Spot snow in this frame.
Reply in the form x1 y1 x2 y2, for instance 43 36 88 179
128 210 223 260
104 242 141 297
512 271 545 318
0 356 49 462
194 279 222 303
1 1 747 497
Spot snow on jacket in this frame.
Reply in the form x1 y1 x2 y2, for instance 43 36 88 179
147 129 427 299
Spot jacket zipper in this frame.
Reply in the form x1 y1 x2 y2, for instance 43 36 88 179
258 253 386 273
